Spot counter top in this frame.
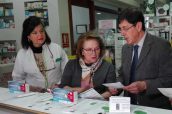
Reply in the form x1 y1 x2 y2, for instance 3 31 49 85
0 87 171 114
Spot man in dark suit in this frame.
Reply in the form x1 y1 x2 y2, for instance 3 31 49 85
118 8 172 109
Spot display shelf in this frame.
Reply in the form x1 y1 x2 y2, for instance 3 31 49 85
25 8 47 11
145 15 171 41
0 16 14 19
24 0 49 26
0 40 16 65
0 63 14 78
0 2 15 29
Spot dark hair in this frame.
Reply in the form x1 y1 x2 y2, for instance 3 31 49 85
21 16 51 49
76 31 105 59
118 8 145 31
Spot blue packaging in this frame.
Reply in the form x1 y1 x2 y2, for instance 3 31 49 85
52 88 78 104
8 80 29 93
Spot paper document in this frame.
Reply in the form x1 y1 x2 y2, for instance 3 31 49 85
103 82 124 89
158 88 172 98
79 88 104 100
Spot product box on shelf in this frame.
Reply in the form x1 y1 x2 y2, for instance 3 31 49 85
52 88 78 104
0 7 4 16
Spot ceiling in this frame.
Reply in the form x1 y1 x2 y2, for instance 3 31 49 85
94 0 142 9
93 0 170 10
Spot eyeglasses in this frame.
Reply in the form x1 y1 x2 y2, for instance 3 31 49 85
83 48 100 55
118 24 135 33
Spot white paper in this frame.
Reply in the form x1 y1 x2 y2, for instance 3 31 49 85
103 82 124 89
79 88 104 100
158 88 172 98
109 96 130 113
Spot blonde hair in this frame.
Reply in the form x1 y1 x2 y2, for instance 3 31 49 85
76 31 105 59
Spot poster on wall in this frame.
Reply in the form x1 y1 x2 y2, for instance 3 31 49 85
24 0 49 26
76 24 87 34
0 0 15 29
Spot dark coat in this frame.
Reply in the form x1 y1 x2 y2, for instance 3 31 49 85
60 59 116 94
119 33 172 109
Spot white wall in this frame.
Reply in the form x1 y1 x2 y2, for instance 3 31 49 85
72 6 90 44
58 0 71 55
0 0 61 50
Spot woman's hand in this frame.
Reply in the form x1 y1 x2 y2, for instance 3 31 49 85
108 87 118 95
101 91 113 100
29 86 44 93
64 86 89 93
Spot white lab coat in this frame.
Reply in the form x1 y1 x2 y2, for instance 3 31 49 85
12 43 68 88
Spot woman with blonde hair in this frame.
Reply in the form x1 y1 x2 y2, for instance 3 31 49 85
60 31 117 99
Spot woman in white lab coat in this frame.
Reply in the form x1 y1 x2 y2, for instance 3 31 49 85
12 16 68 92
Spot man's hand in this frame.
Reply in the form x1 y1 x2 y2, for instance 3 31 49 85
123 81 147 94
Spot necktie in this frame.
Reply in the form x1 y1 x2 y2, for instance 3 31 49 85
130 45 139 83
129 45 139 104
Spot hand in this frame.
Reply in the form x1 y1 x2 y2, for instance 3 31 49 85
50 84 59 89
29 86 44 93
123 81 147 94
78 88 87 93
63 86 90 93
108 87 118 95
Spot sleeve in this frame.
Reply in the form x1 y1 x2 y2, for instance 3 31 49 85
105 63 117 83
145 41 172 95
12 50 26 81
60 47 68 74
59 60 73 88
95 62 117 94
118 45 127 85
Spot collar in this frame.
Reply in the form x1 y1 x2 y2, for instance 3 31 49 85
135 32 147 48
30 44 42 53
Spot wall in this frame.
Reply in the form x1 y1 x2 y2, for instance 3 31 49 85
72 5 90 44
0 0 61 50
95 11 118 29
58 0 71 55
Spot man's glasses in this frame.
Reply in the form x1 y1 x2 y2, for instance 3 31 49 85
118 24 135 33
83 48 100 55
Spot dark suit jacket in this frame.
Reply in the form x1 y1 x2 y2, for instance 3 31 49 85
119 33 172 109
60 59 116 94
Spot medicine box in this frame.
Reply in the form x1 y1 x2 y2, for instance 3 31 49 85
52 88 78 104
8 80 29 93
